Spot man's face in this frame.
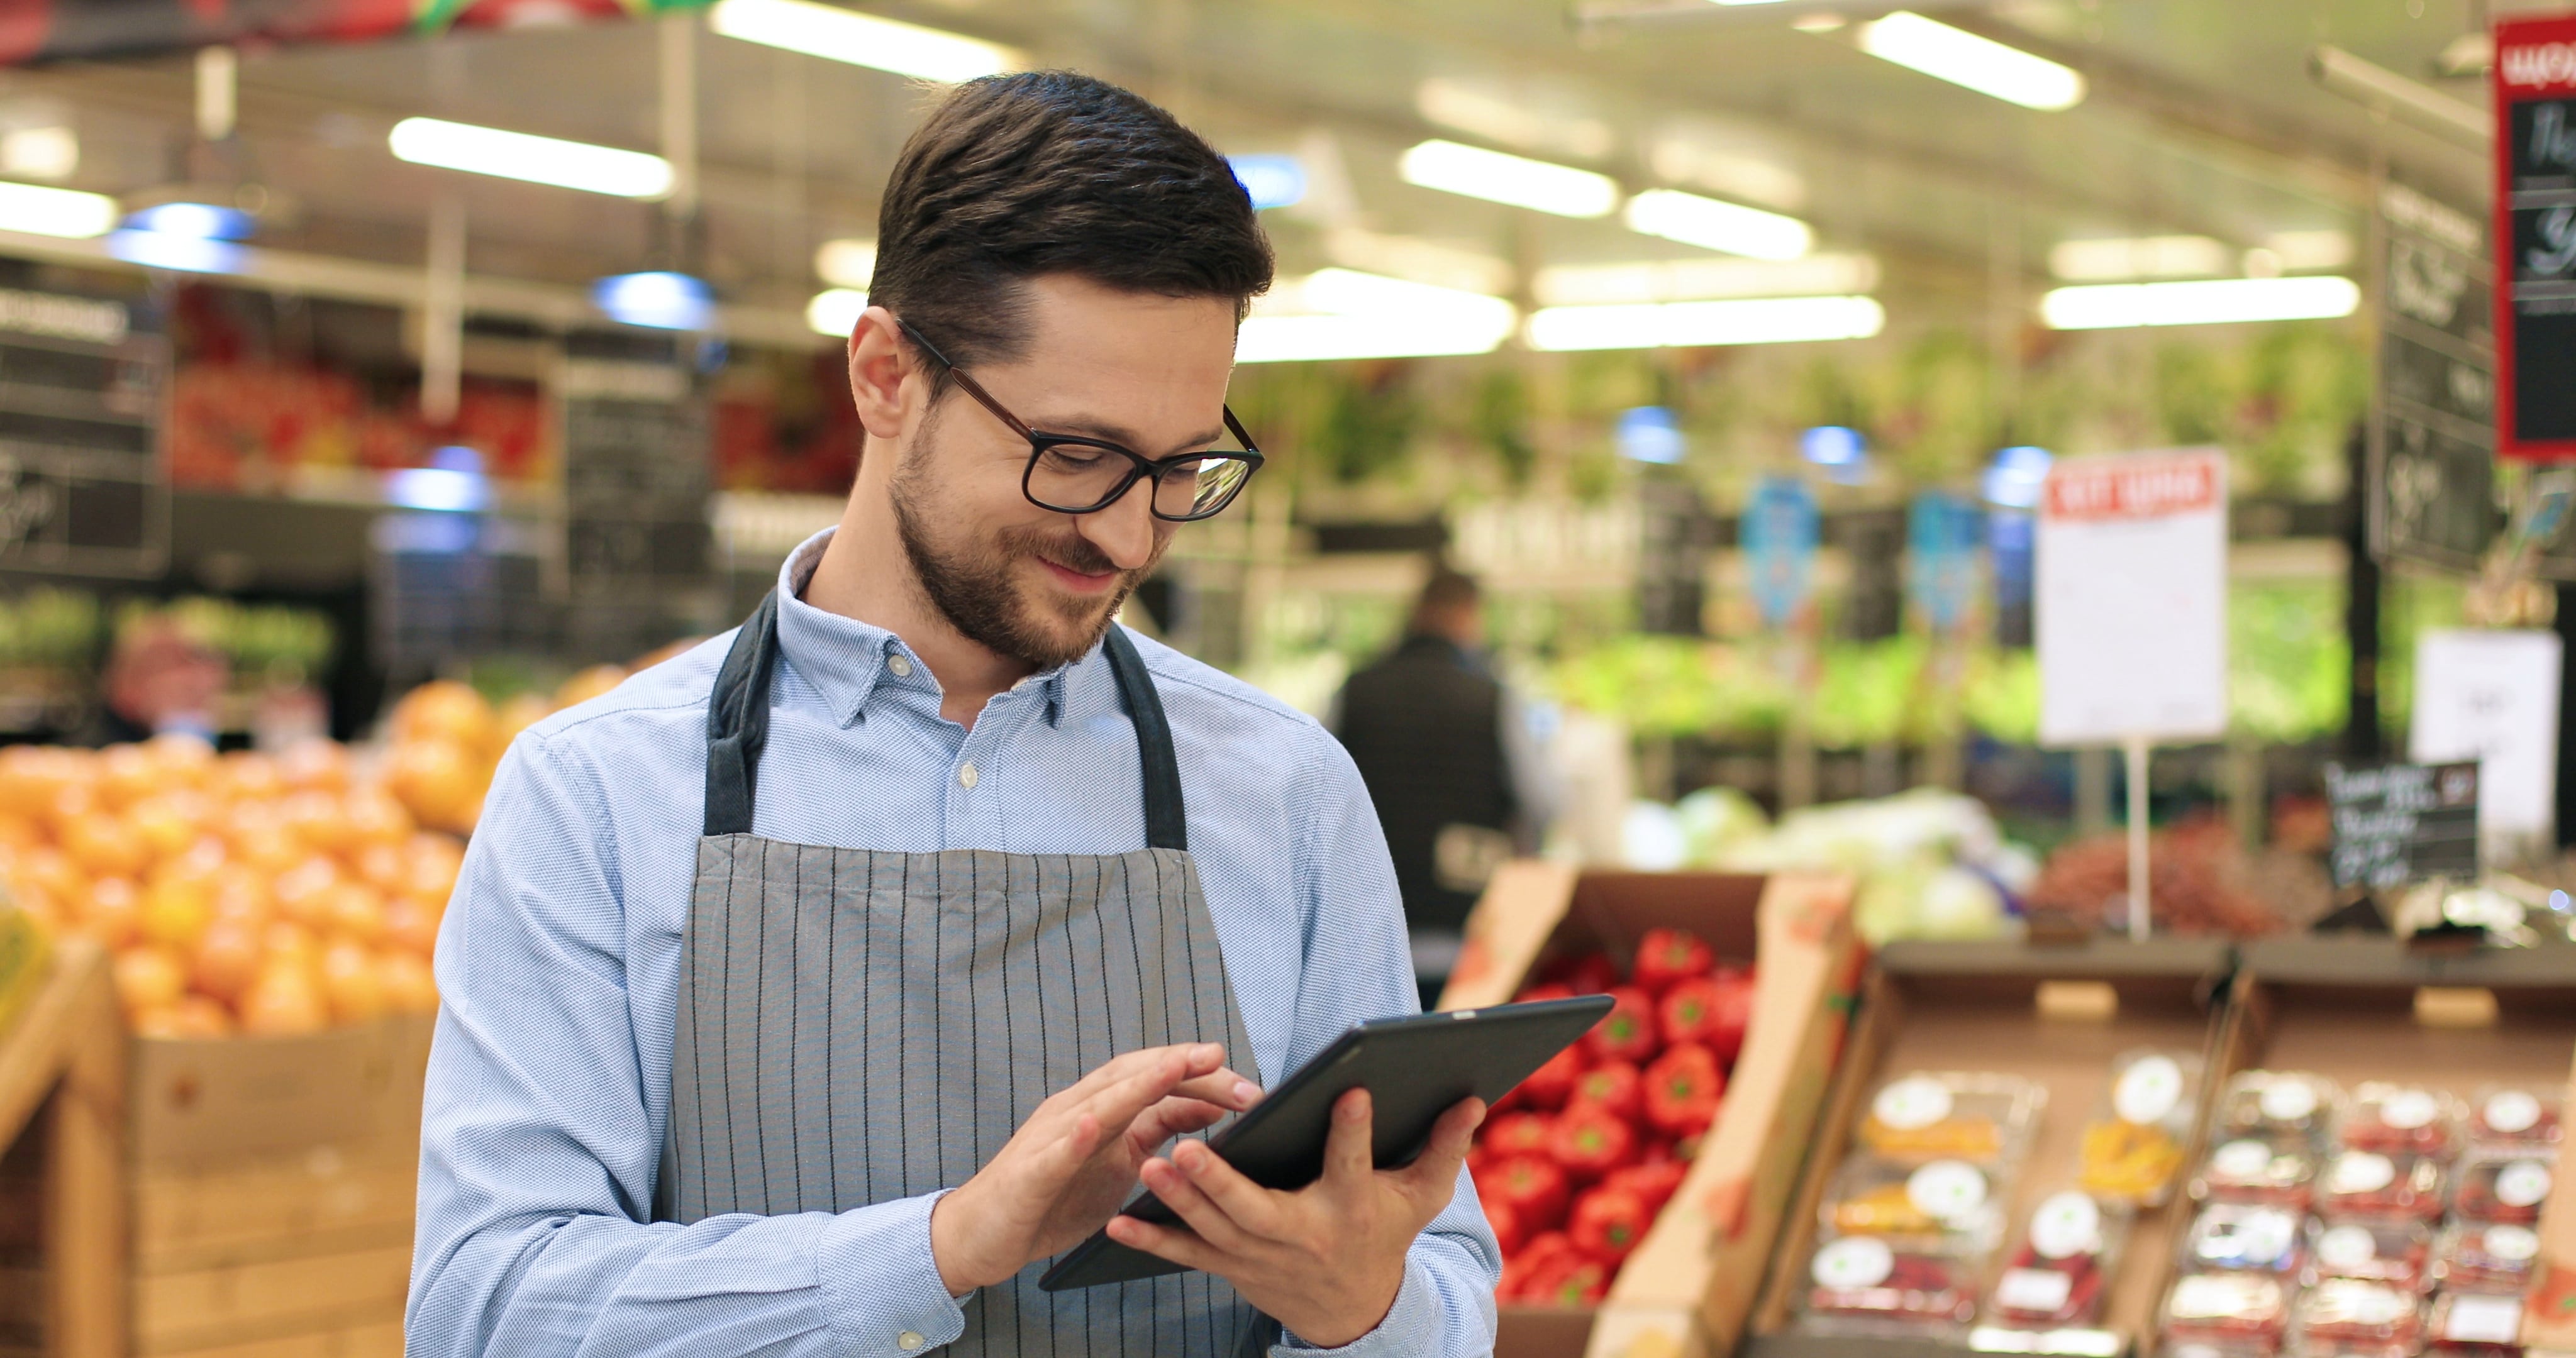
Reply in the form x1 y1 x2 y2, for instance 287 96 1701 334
887 275 1238 670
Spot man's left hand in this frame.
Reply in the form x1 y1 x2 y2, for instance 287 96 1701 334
1104 1089 1487 1349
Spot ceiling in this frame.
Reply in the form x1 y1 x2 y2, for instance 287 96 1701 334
0 0 2534 340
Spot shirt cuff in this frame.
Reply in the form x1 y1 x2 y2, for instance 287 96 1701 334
816 1190 968 1357
1274 1257 1437 1358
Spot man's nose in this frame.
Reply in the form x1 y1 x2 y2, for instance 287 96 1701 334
1076 478 1159 570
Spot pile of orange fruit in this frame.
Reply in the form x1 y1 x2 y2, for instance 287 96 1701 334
380 667 628 836
0 734 464 1039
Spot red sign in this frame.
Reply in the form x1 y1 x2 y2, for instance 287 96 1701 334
2042 455 2221 522
2494 12 2576 460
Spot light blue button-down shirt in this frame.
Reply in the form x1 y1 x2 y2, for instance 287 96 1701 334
408 529 1501 1358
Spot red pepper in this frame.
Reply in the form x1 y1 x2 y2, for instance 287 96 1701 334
1570 1185 1653 1264
1501 1230 1580 1300
1551 1103 1638 1183
1582 986 1660 1065
1537 1258 1611 1306
1644 1043 1726 1139
1604 1160 1688 1217
1629 927 1714 995
1657 978 1727 1047
1483 1154 1571 1229
1515 1044 1583 1112
1570 1061 1643 1123
1484 1198 1526 1256
1482 1111 1557 1161
1545 953 1620 995
1691 969 1755 1065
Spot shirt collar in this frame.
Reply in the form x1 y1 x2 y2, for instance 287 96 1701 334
770 526 1088 728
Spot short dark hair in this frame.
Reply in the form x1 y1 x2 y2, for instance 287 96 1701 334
871 71 1274 395
1413 566 1480 629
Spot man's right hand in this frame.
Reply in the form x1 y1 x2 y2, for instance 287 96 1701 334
928 1042 1261 1295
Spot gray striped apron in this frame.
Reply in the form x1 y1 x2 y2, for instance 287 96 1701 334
653 592 1274 1355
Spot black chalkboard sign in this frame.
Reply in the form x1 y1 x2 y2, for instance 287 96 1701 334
2323 760 2480 890
2493 16 2576 459
555 331 714 661
2372 182 2500 575
0 288 167 577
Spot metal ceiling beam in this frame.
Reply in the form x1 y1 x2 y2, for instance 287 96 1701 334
2309 45 2492 150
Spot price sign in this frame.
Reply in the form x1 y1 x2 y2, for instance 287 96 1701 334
0 289 167 577
2036 449 2229 746
2410 628 2563 846
2322 760 2480 889
2373 182 2499 573
2495 13 2576 460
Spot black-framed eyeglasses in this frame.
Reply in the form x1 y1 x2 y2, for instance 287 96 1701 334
897 317 1263 522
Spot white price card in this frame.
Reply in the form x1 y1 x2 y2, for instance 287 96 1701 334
2411 628 2562 843
2036 449 2229 746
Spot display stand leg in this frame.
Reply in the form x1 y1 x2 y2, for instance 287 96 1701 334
2124 735 2151 941
2075 746 2112 836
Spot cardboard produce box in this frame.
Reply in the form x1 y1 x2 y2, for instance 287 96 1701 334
1438 862 1862 1358
1747 937 2238 1358
2229 938 2576 1357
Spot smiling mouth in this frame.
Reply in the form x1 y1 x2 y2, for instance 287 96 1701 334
1037 556 1122 593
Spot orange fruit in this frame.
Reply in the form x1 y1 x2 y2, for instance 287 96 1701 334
0 814 37 853
112 945 187 1015
320 881 386 945
393 680 497 753
126 799 197 865
232 824 302 874
207 866 270 925
138 875 213 951
62 813 145 881
276 739 350 793
376 949 439 1015
77 878 141 949
270 856 342 927
191 917 263 1004
350 841 404 892
144 733 216 785
553 665 627 710
494 693 552 750
318 938 385 1025
380 896 441 956
343 788 414 850
239 957 328 1036
14 846 80 906
386 739 482 834
260 919 318 966
213 751 284 803
10 879 60 934
278 790 353 856
97 743 160 808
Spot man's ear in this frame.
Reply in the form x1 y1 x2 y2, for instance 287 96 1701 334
847 306 914 442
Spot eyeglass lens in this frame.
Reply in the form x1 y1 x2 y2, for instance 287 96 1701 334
1028 444 1255 519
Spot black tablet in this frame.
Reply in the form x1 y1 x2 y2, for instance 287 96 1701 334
1037 993 1611 1291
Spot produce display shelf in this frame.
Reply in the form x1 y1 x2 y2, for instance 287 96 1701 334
0 938 125 1358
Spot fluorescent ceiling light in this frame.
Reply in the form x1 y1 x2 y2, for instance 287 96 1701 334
389 117 673 199
126 201 255 241
1397 140 1620 219
105 229 243 273
1624 188 1813 260
814 238 876 288
2039 277 2362 329
1527 295 1884 351
2266 229 2356 271
708 0 1013 82
1858 11 2086 111
0 127 77 182
1240 268 1518 363
1414 77 1616 162
1535 253 1878 306
0 180 118 238
2048 235 2228 282
807 287 869 336
1323 228 1514 296
1228 155 1307 211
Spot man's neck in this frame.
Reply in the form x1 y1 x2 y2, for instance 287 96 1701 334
801 500 1033 729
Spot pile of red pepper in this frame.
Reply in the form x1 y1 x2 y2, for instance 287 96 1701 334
1471 927 1757 1306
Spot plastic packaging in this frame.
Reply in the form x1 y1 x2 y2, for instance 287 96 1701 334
1983 1190 2127 1330
2306 1219 2434 1293
2338 1084 2463 1158
2162 1271 2296 1350
2467 1086 2562 1150
2427 1290 2526 1357
1823 1156 2004 1244
1857 1071 2045 1165
2196 1138 2321 1209
2214 1072 2343 1146
2184 1204 2307 1275
2317 1151 2448 1222
2081 1049 2204 1206
2451 1150 2556 1225
1797 1235 1982 1337
2291 1278 2425 1354
2435 1222 2543 1293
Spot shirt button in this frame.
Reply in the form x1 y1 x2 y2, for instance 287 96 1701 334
958 761 979 789
887 654 914 678
897 1333 924 1351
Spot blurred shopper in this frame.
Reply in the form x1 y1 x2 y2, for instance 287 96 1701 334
92 615 227 745
411 72 1497 1358
1333 567 1558 1006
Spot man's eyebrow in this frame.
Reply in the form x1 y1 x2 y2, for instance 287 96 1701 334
1041 417 1229 457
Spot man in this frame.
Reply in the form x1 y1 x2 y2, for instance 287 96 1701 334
1332 569 1555 1006
407 72 1498 1358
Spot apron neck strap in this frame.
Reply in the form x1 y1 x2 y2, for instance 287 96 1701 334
702 590 1188 851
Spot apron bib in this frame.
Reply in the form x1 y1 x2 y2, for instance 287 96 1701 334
655 592 1272 1355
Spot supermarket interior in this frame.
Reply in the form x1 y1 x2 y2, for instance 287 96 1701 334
2 0 2576 1356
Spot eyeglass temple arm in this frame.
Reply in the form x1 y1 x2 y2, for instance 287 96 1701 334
896 317 1037 440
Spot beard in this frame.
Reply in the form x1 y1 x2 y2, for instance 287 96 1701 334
887 430 1166 671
